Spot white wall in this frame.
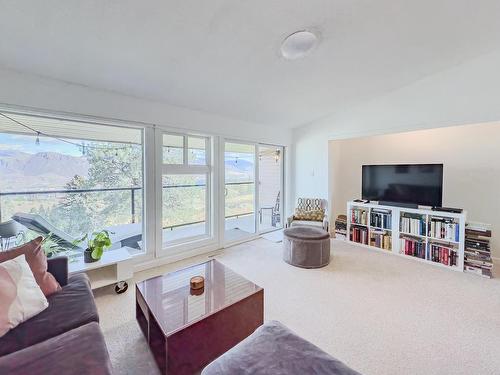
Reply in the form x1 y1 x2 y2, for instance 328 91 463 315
293 51 500 203
328 122 500 259
0 67 292 146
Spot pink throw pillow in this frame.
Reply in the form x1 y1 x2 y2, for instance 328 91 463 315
0 237 61 296
0 255 49 337
0 266 18 335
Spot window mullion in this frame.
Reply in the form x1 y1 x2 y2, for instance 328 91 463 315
183 135 188 165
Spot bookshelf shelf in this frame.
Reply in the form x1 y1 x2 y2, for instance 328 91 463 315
400 232 425 239
427 237 460 245
371 227 391 231
347 201 466 272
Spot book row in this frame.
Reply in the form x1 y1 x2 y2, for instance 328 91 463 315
428 218 460 242
350 226 368 245
400 238 425 259
350 209 368 225
370 231 391 250
428 244 458 267
400 216 426 236
399 238 459 267
370 210 392 229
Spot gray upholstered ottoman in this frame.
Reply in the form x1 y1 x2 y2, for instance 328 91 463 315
283 226 330 268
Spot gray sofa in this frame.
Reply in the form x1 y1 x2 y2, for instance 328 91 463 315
0 256 112 375
202 321 361 375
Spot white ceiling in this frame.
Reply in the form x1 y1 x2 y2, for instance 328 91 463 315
0 1 499 129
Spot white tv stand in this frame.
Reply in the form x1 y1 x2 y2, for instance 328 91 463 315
346 201 466 272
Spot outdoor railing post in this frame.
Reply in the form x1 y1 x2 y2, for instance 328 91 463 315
131 188 135 224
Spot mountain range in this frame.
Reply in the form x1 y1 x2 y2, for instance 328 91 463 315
0 149 253 192
0 150 89 191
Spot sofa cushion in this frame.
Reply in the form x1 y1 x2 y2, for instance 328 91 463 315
0 237 61 296
0 272 98 356
202 321 361 375
0 322 112 375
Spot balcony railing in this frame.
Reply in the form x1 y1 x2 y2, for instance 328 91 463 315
0 182 255 230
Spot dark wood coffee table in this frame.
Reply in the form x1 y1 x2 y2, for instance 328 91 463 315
136 260 264 374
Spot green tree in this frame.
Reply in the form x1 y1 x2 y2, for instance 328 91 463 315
55 143 143 237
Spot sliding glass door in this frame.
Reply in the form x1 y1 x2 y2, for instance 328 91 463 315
258 145 284 232
224 141 256 244
223 141 284 244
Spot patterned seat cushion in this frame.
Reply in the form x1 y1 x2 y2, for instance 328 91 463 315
294 208 325 221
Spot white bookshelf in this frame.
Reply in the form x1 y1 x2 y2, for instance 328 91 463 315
346 201 466 272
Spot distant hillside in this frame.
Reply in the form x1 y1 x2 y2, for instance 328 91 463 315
0 150 89 191
225 159 254 181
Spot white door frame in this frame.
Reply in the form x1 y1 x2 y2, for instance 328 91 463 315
221 139 285 246
256 143 285 235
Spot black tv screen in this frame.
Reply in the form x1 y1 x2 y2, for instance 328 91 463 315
362 164 443 207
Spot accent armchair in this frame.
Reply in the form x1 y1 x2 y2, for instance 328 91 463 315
286 198 329 232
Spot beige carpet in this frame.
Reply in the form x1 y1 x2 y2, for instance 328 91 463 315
94 239 500 375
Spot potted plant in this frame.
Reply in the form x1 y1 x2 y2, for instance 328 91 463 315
74 230 112 263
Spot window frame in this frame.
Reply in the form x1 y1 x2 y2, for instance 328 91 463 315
0 105 287 266
0 107 155 262
157 130 215 254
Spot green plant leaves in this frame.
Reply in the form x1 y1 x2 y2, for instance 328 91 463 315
86 230 113 260
91 247 104 260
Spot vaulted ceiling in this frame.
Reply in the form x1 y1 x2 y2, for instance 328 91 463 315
0 1 499 128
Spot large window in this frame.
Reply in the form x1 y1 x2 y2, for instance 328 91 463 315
0 112 145 256
161 132 211 247
0 110 285 262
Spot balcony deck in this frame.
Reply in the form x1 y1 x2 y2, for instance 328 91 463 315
107 210 278 250
0 183 281 252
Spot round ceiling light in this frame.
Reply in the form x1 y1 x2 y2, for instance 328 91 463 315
280 30 319 60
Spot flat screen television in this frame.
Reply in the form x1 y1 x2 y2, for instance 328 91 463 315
362 164 443 207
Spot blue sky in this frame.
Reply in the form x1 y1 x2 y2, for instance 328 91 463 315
0 133 87 156
0 133 258 163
